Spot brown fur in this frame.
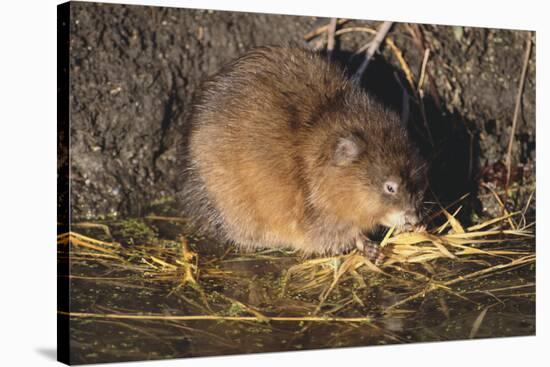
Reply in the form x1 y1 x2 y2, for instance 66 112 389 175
179 46 428 255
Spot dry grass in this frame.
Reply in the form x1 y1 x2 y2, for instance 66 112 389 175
280 202 534 311
58 190 535 324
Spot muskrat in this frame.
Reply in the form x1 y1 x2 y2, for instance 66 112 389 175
179 46 428 258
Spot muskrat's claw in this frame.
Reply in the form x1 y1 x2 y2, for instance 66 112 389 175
413 224 427 233
356 237 385 265
399 223 427 233
355 237 365 252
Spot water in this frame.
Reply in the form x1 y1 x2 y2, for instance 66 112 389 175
60 215 535 364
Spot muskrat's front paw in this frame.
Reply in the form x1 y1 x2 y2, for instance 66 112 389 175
399 223 426 233
356 238 385 265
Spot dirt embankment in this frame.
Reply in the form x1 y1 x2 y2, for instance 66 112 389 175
67 2 535 220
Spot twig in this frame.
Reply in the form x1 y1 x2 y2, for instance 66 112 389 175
326 18 337 61
385 254 535 311
331 26 415 89
405 24 442 108
443 255 535 287
417 48 431 95
352 41 373 57
425 192 470 224
73 222 112 238
67 236 118 255
304 19 349 41
353 21 393 80
58 231 119 247
417 48 435 146
469 305 492 339
481 182 517 229
59 310 374 323
520 189 535 229
505 36 532 186
218 294 269 321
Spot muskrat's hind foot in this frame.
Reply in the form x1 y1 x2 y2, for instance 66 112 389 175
356 237 385 265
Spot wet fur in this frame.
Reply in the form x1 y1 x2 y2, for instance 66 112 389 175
179 46 427 255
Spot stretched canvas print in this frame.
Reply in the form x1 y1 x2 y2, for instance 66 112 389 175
57 1 536 364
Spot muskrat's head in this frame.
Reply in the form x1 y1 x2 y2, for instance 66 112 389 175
309 113 429 233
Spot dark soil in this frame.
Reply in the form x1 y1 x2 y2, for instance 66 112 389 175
68 2 321 219
67 2 535 221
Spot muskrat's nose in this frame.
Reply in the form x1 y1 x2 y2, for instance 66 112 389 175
404 210 420 226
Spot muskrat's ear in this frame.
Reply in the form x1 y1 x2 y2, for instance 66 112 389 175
332 135 365 166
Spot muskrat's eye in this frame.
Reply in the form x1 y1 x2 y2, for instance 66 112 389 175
384 181 398 195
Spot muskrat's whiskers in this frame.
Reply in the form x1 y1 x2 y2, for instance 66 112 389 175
410 160 430 178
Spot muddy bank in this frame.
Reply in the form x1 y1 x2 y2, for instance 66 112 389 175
67 2 535 220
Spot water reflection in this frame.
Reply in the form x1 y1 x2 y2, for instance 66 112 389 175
61 215 535 364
